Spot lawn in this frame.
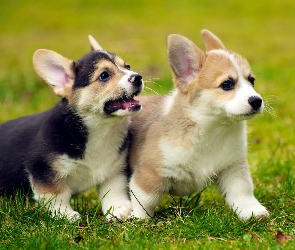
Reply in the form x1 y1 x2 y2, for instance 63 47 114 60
0 0 294 249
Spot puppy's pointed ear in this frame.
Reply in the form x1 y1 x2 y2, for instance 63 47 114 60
167 34 205 91
88 35 103 51
201 29 225 51
33 49 75 98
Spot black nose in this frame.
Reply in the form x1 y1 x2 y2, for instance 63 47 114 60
128 74 142 87
248 96 262 110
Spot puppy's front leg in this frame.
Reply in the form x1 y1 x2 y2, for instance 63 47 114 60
129 169 165 219
34 190 80 221
99 172 132 220
217 160 269 220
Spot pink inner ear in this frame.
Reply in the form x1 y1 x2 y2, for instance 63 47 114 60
179 57 197 83
184 58 195 77
48 64 70 90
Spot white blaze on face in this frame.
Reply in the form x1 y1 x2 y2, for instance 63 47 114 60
217 50 264 116
116 64 144 95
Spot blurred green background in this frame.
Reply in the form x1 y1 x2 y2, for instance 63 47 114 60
0 1 295 247
0 0 294 162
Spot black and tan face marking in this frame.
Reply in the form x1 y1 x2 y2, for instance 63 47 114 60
73 50 130 89
33 48 143 117
71 50 143 117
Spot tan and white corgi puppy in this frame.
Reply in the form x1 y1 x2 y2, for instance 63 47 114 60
129 30 269 221
0 36 143 221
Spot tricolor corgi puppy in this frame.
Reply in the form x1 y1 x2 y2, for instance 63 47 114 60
0 36 143 221
129 30 269 221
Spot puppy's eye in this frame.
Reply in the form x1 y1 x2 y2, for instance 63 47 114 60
125 64 131 70
248 75 255 87
98 71 111 82
220 80 235 91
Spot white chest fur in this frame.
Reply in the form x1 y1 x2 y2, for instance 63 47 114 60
158 121 247 195
56 117 129 194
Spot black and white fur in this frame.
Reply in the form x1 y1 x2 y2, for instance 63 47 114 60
0 36 143 220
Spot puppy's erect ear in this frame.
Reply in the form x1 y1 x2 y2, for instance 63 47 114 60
33 49 75 98
88 35 103 51
201 29 225 51
167 34 205 91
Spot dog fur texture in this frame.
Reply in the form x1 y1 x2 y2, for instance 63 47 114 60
0 36 144 221
129 30 269 221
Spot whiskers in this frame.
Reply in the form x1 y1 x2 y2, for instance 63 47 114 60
144 86 160 95
142 76 162 95
263 95 278 117
264 103 276 117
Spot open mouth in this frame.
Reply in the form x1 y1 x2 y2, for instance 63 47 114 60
104 93 141 115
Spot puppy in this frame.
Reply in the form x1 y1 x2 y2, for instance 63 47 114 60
129 30 269 220
0 36 144 221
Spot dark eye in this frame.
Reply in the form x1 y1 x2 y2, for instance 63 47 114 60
220 79 235 91
248 75 255 87
125 64 130 70
98 71 110 82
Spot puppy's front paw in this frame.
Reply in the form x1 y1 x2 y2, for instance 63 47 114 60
237 205 269 221
105 201 132 220
66 211 82 222
130 208 152 220
58 210 81 222
50 209 81 222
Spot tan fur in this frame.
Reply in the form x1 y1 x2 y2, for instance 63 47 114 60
72 58 130 115
167 34 205 92
33 180 65 195
129 30 268 220
129 96 163 168
130 50 253 190
130 93 198 193
88 35 103 50
201 29 226 51
33 50 75 99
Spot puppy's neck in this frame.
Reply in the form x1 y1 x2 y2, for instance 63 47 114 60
82 112 130 137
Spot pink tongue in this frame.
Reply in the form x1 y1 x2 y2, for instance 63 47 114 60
122 98 139 109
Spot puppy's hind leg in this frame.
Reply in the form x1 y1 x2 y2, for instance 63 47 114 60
216 160 269 221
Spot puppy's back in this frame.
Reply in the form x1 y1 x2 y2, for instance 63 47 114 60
0 112 47 194
0 101 87 194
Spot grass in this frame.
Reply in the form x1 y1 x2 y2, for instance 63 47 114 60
0 0 294 249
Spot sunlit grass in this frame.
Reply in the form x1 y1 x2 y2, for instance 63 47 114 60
0 0 294 249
